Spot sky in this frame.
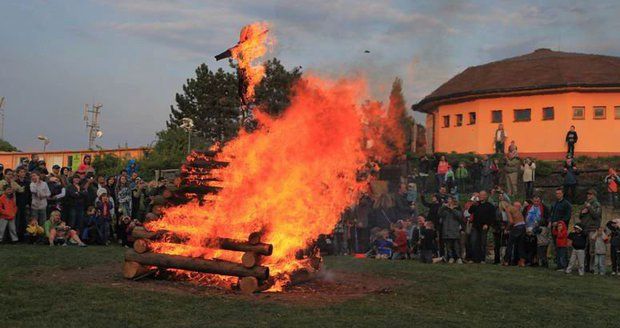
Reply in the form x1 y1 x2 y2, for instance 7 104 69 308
1 0 620 151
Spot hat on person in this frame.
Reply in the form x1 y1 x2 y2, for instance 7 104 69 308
52 164 60 169
574 223 583 231
96 187 108 198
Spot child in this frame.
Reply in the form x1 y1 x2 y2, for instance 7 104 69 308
552 221 568 270
95 190 115 245
419 221 437 264
44 210 86 247
455 162 469 194
373 229 393 259
391 221 408 260
536 226 550 268
591 227 608 275
0 185 18 243
607 219 620 275
566 224 587 276
444 168 455 195
523 227 537 266
25 217 45 244
81 206 99 244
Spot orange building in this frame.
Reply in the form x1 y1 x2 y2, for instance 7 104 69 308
0 147 148 171
412 49 620 159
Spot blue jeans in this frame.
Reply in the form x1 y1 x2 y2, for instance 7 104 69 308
556 247 568 269
32 208 46 225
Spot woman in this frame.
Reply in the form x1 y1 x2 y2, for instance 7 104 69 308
521 158 536 199
499 201 526 267
65 175 88 233
77 154 93 173
116 175 132 218
44 210 86 246
59 167 72 187
436 155 450 189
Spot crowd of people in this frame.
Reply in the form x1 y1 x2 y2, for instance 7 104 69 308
0 154 178 247
334 125 620 277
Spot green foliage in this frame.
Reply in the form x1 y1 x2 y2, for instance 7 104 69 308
254 58 302 116
92 153 126 177
137 127 209 180
168 64 241 145
0 139 18 152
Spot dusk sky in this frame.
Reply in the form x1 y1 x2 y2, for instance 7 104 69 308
1 0 619 151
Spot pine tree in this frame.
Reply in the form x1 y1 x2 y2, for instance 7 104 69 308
255 58 302 116
168 64 241 145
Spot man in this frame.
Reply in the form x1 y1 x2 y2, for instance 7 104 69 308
494 124 507 154
418 155 430 193
565 125 578 158
0 185 18 243
504 155 520 196
50 164 62 180
29 172 51 225
468 191 497 263
438 196 464 264
579 189 602 273
550 188 572 268
14 168 30 239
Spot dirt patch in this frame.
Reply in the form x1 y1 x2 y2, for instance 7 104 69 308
27 263 404 306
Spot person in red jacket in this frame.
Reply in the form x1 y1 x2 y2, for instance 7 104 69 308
0 185 18 243
552 221 569 270
392 220 409 260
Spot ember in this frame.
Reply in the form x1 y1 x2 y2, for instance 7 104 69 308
128 22 404 293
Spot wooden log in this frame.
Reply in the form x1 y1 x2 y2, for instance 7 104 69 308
184 159 229 169
289 268 319 286
241 252 260 268
123 261 153 279
177 185 222 195
124 250 270 280
191 149 219 157
131 228 273 256
248 232 262 245
133 239 151 254
238 276 259 294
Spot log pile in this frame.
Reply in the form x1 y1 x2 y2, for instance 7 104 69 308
123 227 274 294
176 150 228 203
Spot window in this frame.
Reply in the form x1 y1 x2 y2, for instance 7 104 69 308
572 106 585 119
593 106 606 119
455 114 463 126
442 115 450 128
67 156 73 168
514 108 531 122
468 112 476 125
615 106 620 119
542 107 554 120
491 110 503 123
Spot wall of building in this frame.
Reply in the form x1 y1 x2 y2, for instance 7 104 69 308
0 148 148 170
433 92 620 158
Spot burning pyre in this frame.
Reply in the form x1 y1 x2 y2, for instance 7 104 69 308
125 22 405 292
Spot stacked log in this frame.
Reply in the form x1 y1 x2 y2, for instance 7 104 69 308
175 149 228 203
125 228 273 294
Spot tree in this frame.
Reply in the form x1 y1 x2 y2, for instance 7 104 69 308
386 77 410 155
167 58 302 146
0 139 18 152
254 58 302 116
168 64 241 145
137 127 209 180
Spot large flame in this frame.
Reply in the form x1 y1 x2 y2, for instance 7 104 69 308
231 22 272 102
146 75 403 288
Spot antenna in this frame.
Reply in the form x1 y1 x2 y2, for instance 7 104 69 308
0 97 5 140
84 102 103 149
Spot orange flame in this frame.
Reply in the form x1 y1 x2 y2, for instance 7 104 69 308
146 75 404 288
231 22 272 102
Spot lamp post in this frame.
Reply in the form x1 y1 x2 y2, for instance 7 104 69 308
180 118 194 154
37 135 50 152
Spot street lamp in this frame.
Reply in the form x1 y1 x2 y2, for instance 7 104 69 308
180 118 194 154
37 135 50 152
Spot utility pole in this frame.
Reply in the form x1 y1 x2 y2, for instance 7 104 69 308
84 103 103 149
0 97 5 140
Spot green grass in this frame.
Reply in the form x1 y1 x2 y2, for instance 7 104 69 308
1 245 620 327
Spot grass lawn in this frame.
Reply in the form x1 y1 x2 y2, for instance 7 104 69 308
1 244 620 327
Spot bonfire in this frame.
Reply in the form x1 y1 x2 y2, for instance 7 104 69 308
122 22 405 293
